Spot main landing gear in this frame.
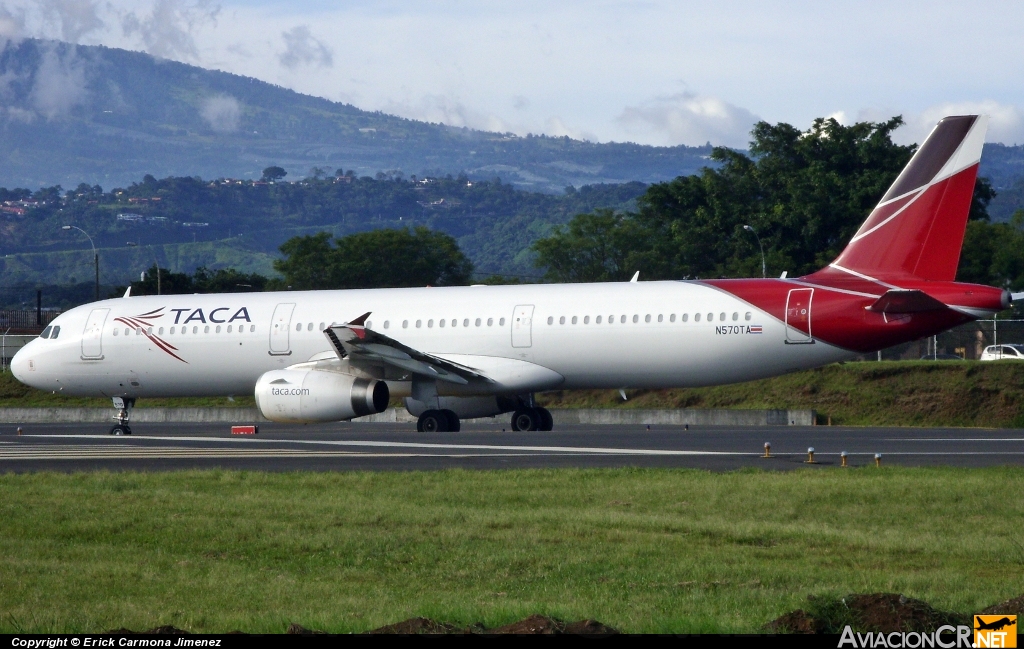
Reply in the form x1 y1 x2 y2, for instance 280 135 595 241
110 397 134 435
511 407 553 432
417 409 461 433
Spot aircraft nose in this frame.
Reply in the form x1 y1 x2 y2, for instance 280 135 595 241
10 344 34 385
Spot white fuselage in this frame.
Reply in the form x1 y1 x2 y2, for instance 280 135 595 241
12 281 854 399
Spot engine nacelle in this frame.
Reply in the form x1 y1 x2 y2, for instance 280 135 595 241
404 395 517 420
255 368 389 423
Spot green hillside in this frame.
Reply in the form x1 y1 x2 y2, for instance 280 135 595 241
0 39 712 193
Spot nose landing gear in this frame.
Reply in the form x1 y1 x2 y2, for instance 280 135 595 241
110 396 134 435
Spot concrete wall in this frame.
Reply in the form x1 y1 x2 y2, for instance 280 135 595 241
0 407 815 426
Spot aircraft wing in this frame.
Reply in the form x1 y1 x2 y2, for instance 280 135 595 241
324 312 492 385
866 289 948 314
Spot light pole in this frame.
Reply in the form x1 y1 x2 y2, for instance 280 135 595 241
126 241 160 295
742 225 766 279
62 225 99 301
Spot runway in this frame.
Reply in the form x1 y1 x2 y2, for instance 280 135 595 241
2 421 1023 471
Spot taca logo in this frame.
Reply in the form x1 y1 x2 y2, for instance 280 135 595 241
170 307 251 325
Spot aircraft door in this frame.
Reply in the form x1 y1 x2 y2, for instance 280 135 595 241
511 304 535 348
269 303 296 355
81 308 109 359
785 288 814 343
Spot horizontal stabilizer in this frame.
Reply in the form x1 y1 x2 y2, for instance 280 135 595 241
866 289 948 314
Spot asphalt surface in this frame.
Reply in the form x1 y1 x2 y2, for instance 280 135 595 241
1 421 1023 472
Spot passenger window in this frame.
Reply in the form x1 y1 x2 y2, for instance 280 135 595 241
620 315 626 324
584 316 590 324
548 316 553 325
596 315 602 324
295 323 301 332
645 314 651 323
137 327 143 335
250 325 255 332
475 318 481 326
40 326 52 339
670 314 676 322
113 328 119 336
126 328 131 335
204 326 210 334
499 318 506 326
707 313 713 322
384 321 390 329
632 315 638 323
694 313 701 322
720 313 726 321
428 319 434 328
463 319 469 327
319 322 325 330
657 314 663 322
193 326 198 334
745 312 752 321
416 320 422 328
572 316 577 324
215 325 221 333
403 320 409 328
439 319 445 328
226 325 232 333
487 318 493 326
367 321 373 329
559 316 565 324
157 327 163 335
732 312 738 321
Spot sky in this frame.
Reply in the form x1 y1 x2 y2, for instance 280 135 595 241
2 0 1024 148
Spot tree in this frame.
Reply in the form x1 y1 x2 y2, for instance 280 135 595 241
274 227 473 289
261 166 287 182
533 116 994 281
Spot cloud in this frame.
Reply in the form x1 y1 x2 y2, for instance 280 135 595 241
279 25 332 69
616 93 759 147
199 93 240 132
384 94 512 133
855 102 1024 146
29 43 89 119
0 4 24 42
40 0 104 43
616 92 760 148
122 0 219 60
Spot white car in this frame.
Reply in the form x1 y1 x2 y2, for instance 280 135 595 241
980 344 1024 361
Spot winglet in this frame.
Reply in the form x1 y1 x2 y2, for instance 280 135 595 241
123 287 131 298
629 271 639 283
348 312 371 326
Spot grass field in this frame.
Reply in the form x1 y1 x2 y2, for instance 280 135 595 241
5 360 1024 427
0 468 1021 633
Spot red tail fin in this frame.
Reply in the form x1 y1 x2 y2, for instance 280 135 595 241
827 115 988 282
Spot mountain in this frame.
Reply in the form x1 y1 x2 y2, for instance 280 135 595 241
0 39 714 194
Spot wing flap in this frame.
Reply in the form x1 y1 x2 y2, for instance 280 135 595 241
324 314 489 385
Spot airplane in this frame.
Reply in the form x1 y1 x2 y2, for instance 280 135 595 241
10 115 1014 435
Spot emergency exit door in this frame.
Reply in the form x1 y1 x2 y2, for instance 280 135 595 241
511 304 534 348
785 288 814 343
269 303 295 355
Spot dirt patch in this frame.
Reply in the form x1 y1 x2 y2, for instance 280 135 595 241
766 593 976 634
104 626 191 634
982 594 1024 616
365 615 618 635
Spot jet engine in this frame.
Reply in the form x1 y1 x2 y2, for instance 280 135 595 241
255 368 389 423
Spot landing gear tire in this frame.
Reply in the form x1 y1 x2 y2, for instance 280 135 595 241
536 407 553 431
110 425 132 436
511 408 540 431
441 409 461 432
418 410 449 433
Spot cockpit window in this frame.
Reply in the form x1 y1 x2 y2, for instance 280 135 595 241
50 326 60 339
40 326 52 339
